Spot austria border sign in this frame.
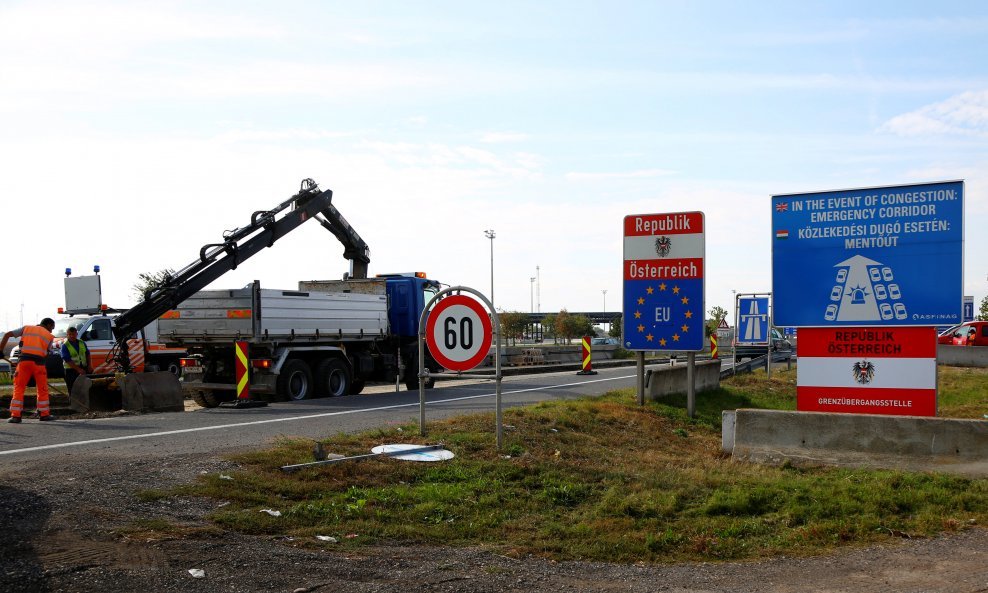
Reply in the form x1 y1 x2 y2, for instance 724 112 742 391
772 181 964 327
622 212 705 351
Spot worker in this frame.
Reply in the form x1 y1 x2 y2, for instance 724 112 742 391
0 318 57 423
61 326 90 393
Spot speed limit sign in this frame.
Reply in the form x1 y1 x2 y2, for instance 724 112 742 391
425 294 493 371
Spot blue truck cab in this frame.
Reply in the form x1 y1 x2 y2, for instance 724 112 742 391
379 273 442 338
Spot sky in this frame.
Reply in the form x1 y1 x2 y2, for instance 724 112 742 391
1 1 987 329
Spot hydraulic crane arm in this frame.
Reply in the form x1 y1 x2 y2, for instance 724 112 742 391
110 179 371 370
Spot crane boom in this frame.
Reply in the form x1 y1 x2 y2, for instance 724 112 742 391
111 178 370 371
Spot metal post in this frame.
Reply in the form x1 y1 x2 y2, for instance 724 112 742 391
495 327 503 450
636 351 645 406
687 351 696 418
484 230 495 310
418 325 426 436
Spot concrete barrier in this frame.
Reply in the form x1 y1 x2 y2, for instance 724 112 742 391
938 344 988 368
726 408 988 477
646 359 721 400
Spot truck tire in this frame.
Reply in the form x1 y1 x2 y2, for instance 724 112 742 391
192 390 229 408
315 358 350 397
278 359 314 401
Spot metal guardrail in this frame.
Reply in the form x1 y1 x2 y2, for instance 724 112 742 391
721 351 794 378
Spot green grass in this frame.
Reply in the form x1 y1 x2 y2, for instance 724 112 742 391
158 366 988 563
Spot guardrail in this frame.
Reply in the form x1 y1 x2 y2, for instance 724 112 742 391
721 351 794 378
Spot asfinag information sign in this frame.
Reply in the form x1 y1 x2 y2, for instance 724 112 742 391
772 181 963 327
622 212 705 351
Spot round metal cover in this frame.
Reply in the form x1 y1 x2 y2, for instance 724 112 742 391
371 444 454 462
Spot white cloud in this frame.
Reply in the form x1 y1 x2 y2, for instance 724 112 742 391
565 169 676 181
480 131 530 143
881 90 988 137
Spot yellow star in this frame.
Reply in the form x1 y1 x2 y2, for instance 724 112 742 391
672 286 680 294
637 297 645 305
634 310 642 319
637 324 645 333
659 338 667 346
672 334 680 342
658 283 667 291
646 286 654 295
681 296 689 305
646 333 654 342
681 324 689 332
684 310 693 319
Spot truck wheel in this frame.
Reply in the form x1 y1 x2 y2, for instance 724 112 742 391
315 358 350 397
278 359 314 401
192 390 227 408
349 379 365 395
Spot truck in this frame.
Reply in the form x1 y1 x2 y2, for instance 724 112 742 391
84 178 444 409
161 273 442 407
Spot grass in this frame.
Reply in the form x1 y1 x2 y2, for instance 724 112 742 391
151 365 988 563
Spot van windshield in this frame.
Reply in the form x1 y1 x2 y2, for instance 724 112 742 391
53 317 90 338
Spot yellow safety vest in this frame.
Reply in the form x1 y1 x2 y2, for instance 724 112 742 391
64 340 88 369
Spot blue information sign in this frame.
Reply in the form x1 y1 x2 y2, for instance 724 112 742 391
963 296 974 322
772 181 964 327
736 297 770 345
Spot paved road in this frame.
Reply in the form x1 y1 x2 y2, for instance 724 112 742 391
0 366 650 464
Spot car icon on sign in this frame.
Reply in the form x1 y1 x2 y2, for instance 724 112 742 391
879 303 894 320
882 267 893 282
835 269 848 283
825 304 838 321
830 286 843 301
874 284 888 300
869 267 882 282
888 284 901 300
894 303 907 320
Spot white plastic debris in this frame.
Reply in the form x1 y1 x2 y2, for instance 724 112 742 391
316 535 338 543
188 568 206 579
219 474 233 480
260 509 282 517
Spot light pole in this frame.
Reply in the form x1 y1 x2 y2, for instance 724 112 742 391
484 229 496 308
530 277 536 313
536 265 540 312
602 289 607 312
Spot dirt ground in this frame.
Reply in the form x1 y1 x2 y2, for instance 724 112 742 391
2 451 987 593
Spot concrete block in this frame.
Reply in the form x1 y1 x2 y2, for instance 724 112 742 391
938 344 988 368
647 359 722 399
729 408 988 477
120 372 184 413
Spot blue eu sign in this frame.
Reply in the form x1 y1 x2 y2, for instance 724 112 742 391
772 181 964 327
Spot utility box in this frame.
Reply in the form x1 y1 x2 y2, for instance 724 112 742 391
64 275 103 314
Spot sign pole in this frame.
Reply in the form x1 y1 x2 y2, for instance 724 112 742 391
636 351 645 406
495 327 503 450
687 351 695 418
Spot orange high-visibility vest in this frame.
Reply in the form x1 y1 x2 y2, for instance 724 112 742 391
19 325 54 359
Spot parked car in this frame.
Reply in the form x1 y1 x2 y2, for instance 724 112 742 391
591 337 619 345
733 328 792 361
945 321 988 347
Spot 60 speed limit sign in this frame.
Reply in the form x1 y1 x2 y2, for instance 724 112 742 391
425 294 493 371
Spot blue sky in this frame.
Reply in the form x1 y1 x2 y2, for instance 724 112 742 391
1 1 986 328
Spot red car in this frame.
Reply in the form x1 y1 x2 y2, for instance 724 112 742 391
941 321 988 346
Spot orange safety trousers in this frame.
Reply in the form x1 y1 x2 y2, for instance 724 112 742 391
11 360 50 419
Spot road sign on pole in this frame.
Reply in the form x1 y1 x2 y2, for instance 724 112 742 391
425 294 493 372
736 296 770 345
771 180 964 327
622 211 705 352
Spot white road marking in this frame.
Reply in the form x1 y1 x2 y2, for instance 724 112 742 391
0 374 633 456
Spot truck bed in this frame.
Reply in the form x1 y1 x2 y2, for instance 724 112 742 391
157 285 389 344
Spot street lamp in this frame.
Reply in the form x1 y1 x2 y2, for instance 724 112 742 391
484 229 496 308
530 277 536 313
602 289 607 311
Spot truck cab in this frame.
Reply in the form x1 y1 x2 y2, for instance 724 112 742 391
379 273 441 337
